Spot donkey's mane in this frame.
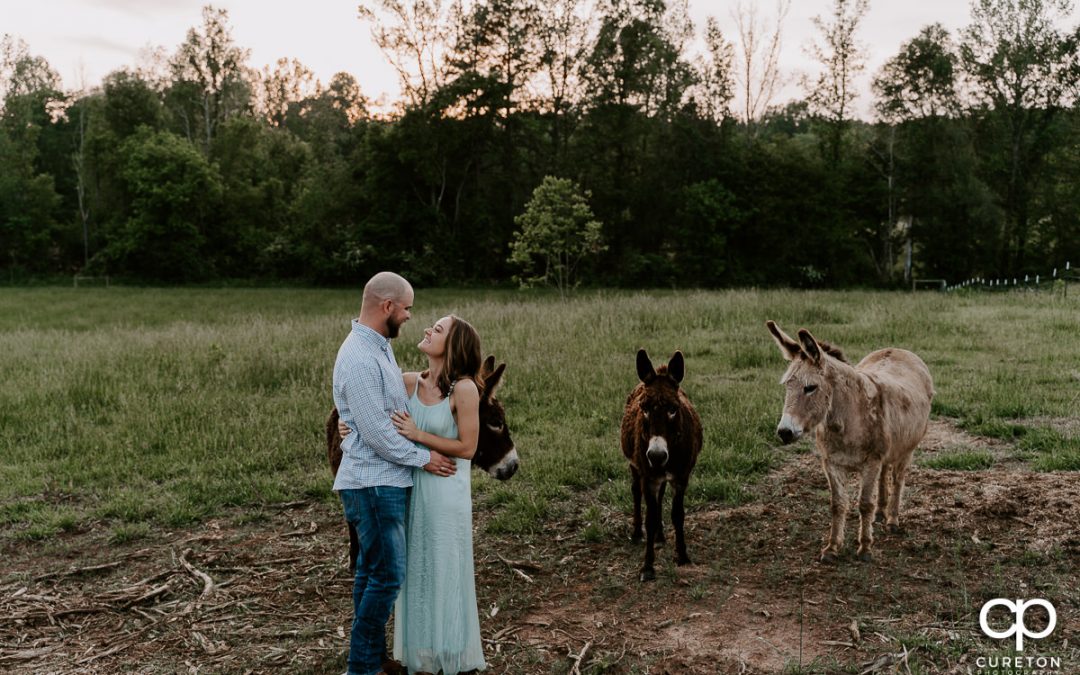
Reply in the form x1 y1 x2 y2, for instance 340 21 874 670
817 340 848 364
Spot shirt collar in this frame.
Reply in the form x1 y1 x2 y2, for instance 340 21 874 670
352 319 391 352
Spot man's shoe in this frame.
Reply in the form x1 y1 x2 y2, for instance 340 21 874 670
381 658 408 675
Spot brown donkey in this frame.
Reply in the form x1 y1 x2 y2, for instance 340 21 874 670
621 349 703 581
766 321 933 563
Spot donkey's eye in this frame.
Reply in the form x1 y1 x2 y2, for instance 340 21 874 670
642 411 650 420
486 422 503 432
804 384 818 394
667 409 677 420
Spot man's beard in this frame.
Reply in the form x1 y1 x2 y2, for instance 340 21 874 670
386 315 403 339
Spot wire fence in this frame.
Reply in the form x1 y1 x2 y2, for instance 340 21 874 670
936 261 1080 294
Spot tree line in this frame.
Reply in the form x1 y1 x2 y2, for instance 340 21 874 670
1 0 1078 287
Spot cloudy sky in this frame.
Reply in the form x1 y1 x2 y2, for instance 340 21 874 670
5 0 1079 118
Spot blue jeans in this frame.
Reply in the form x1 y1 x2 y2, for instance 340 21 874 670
340 486 408 675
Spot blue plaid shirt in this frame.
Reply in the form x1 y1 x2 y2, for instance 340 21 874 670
332 320 431 490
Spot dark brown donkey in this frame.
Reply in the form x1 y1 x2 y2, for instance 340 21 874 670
327 356 519 571
621 349 703 582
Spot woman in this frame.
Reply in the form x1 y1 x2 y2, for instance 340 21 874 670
340 314 487 674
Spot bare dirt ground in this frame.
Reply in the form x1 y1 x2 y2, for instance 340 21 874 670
2 419 1078 674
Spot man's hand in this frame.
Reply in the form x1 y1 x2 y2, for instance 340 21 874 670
422 451 457 477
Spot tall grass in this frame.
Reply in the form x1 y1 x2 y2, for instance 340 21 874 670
1 287 1077 540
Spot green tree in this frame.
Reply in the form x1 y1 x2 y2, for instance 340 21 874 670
689 17 736 124
803 0 870 163
960 0 1078 275
582 0 695 116
0 128 60 275
874 24 958 122
103 129 222 281
0 36 63 275
672 179 742 285
258 57 316 127
102 69 164 138
872 24 1000 281
167 5 253 156
509 176 606 295
536 0 589 165
1033 109 1080 267
211 116 312 276
1 34 60 101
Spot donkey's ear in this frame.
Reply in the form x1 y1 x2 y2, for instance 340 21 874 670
636 349 656 383
767 320 802 361
797 329 822 364
667 351 685 384
483 363 506 400
481 355 496 377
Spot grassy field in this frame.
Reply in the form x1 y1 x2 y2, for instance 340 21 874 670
2 286 1078 546
3 286 1080 674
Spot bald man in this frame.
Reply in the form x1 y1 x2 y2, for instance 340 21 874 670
332 271 456 675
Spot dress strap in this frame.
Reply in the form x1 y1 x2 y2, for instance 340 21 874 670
447 379 457 396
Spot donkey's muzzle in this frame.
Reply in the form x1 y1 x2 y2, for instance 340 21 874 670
490 448 519 481
646 437 669 467
776 413 802 445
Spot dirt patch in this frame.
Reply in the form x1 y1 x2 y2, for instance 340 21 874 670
919 419 1010 454
2 418 1079 673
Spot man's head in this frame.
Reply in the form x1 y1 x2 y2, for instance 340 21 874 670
360 272 414 338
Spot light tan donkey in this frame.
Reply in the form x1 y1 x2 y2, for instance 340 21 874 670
766 321 934 563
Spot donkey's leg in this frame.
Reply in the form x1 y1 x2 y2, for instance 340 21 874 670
875 463 891 524
671 481 691 566
641 478 664 581
630 465 643 543
856 460 883 562
821 460 848 564
655 481 667 544
886 452 914 533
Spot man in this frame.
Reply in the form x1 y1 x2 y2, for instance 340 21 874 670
333 271 457 675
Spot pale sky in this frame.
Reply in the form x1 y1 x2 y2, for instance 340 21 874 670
4 0 1079 118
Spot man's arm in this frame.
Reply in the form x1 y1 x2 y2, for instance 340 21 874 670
341 357 432 468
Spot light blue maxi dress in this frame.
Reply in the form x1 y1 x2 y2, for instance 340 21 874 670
393 382 486 674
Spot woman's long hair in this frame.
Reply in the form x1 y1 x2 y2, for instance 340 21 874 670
430 315 484 398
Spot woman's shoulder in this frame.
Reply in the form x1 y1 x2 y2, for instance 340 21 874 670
450 376 480 400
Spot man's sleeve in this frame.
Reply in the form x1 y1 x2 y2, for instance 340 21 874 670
342 357 432 468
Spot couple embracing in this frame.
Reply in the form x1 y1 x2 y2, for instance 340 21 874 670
332 272 487 675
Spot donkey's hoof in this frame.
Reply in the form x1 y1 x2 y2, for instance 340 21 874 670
874 511 885 524
886 523 902 535
631 532 643 544
819 551 838 565
655 530 667 545
676 554 692 566
857 550 873 563
640 568 656 582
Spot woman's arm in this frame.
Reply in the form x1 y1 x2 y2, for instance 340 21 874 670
391 379 479 459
